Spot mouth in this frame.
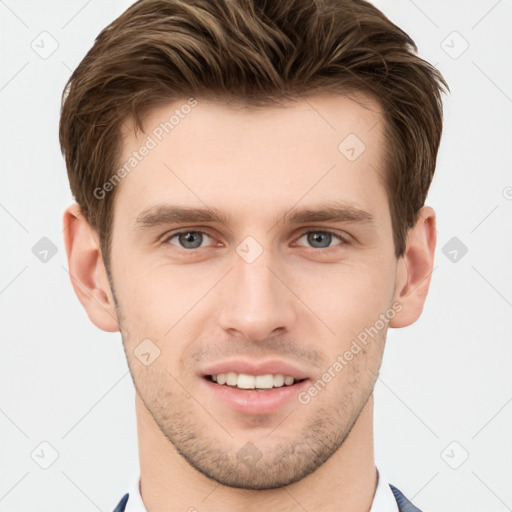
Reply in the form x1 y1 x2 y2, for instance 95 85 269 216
205 372 307 391
199 361 311 414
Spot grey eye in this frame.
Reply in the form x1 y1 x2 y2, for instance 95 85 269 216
167 231 213 249
297 231 343 249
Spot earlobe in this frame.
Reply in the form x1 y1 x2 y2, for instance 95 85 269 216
389 206 437 328
62 203 120 332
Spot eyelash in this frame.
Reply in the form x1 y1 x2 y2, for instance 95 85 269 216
162 228 349 252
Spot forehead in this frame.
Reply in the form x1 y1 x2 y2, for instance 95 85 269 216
114 92 387 227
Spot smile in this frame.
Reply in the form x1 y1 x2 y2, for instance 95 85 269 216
207 372 305 390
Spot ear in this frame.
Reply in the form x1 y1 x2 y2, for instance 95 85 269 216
389 206 437 328
62 203 119 332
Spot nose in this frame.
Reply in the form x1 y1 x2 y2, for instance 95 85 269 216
217 247 297 343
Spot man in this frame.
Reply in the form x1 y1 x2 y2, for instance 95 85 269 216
60 0 448 510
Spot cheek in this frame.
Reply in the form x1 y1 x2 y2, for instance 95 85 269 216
112 256 194 343
291 257 396 338
113 236 396 354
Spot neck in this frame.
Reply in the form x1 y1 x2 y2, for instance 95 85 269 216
136 392 377 512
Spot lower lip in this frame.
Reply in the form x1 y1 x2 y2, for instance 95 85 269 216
201 377 310 415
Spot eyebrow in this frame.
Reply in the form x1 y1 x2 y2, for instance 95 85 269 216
134 201 375 230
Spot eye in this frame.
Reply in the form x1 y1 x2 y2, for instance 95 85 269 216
164 230 215 250
295 230 347 250
162 228 348 252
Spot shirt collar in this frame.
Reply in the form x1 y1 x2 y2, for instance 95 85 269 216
123 467 399 512
370 468 400 512
124 471 146 512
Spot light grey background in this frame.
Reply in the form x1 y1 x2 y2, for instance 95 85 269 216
1 1 511 511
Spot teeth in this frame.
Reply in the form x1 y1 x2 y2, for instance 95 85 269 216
210 372 299 389
273 374 284 387
284 375 294 386
226 372 238 386
237 373 255 389
255 374 274 389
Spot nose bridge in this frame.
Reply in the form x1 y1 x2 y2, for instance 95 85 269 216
217 242 296 341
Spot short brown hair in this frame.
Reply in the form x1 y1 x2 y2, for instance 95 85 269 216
59 0 449 271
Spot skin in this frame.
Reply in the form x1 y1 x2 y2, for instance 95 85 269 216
63 92 436 512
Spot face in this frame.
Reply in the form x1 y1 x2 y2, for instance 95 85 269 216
109 93 400 489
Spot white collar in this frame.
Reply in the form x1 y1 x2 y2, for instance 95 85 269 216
124 467 399 512
124 470 146 512
370 468 400 512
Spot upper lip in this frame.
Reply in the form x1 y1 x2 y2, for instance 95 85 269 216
200 359 310 380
